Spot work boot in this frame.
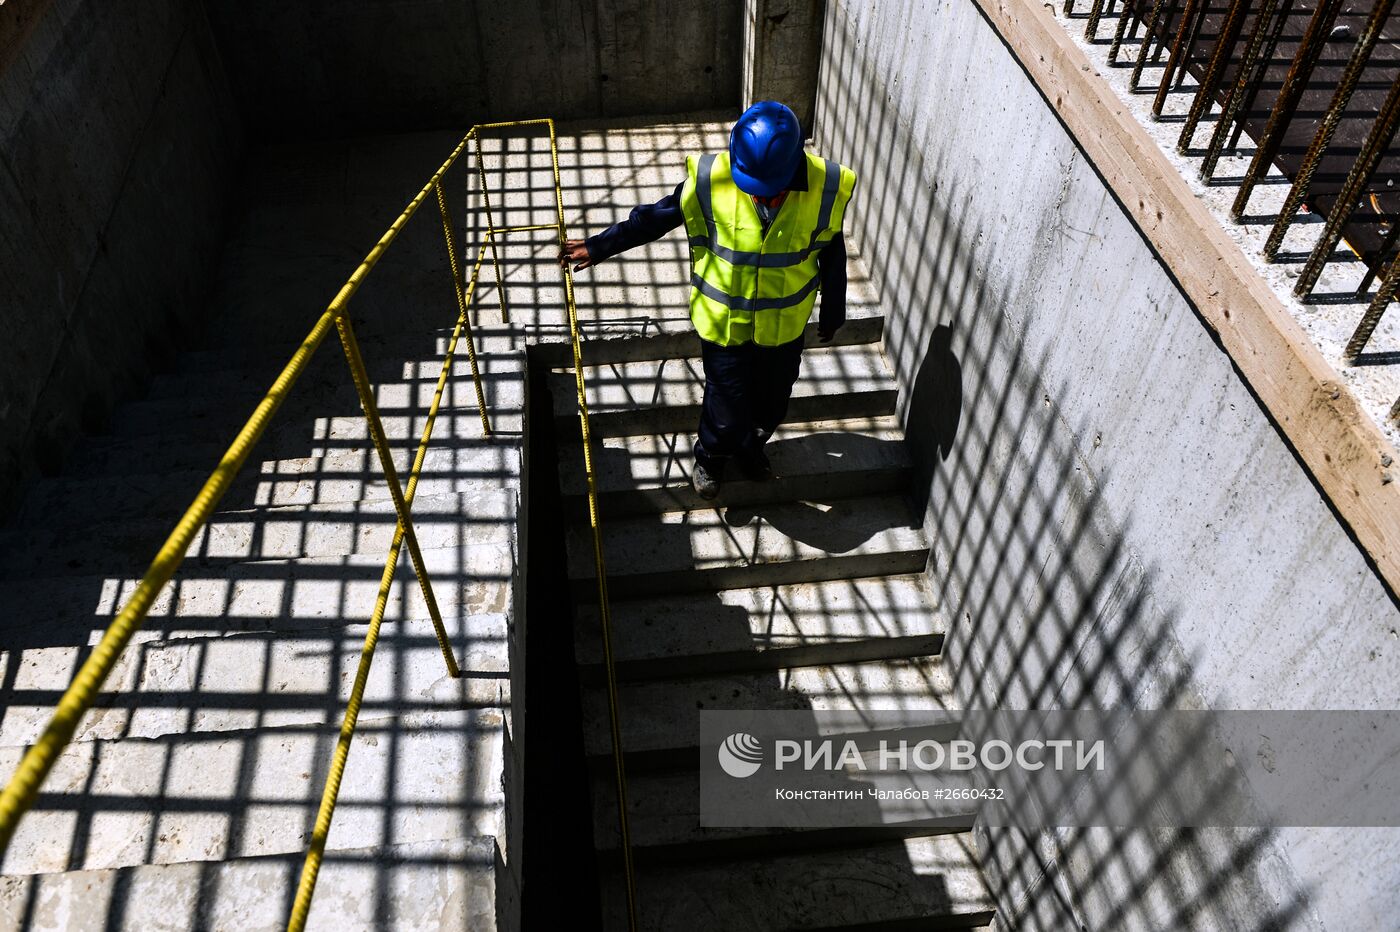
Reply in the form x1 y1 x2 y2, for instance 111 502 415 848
692 460 721 500
736 449 773 482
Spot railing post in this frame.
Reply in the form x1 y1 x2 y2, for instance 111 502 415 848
474 134 511 324
435 179 493 437
332 312 461 680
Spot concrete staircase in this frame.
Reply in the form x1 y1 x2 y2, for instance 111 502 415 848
552 320 995 930
0 316 514 928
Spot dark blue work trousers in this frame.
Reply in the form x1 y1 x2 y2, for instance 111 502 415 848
694 334 805 474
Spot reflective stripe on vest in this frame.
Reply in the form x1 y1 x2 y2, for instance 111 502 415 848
679 151 856 346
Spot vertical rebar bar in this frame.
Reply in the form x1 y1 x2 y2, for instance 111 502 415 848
473 134 511 324
1232 0 1344 219
1347 253 1400 359
1201 0 1284 178
1087 0 1113 40
1359 218 1400 295
1130 0 1174 91
1153 0 1205 119
1228 0 1295 151
1110 0 1137 62
1294 76 1400 296
1264 0 1396 259
1176 0 1211 88
1178 0 1253 152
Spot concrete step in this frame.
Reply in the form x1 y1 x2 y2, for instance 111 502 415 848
20 423 519 530
566 494 927 600
580 657 955 757
0 544 512 652
550 339 896 439
60 412 516 484
143 338 490 402
0 615 507 747
110 366 519 443
0 489 515 581
0 835 499 931
145 318 879 405
166 325 485 380
529 315 884 369
597 833 994 931
0 709 503 876
559 415 910 518
589 765 974 854
161 328 534 402
572 575 944 681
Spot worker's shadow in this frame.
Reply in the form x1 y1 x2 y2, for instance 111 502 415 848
720 432 915 552
904 324 963 517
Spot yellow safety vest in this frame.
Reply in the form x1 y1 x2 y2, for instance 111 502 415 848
679 151 856 346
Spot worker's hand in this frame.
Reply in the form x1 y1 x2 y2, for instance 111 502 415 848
817 326 838 344
560 239 594 273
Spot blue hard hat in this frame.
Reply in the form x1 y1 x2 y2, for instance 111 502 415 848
728 101 803 198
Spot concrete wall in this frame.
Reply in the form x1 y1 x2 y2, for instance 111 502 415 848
0 0 244 514
814 1 1400 929
741 0 824 131
204 0 742 139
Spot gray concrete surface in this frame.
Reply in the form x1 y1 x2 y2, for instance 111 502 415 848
0 836 498 931
557 413 910 517
741 0 825 130
203 0 743 139
814 0 1400 928
567 492 929 599
549 288 999 925
572 574 942 666
594 835 993 931
0 0 245 516
1 115 832 930
0 126 537 928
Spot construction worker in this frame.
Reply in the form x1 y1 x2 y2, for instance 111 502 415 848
560 101 857 500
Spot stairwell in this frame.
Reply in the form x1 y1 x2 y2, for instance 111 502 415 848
0 135 518 929
547 321 995 928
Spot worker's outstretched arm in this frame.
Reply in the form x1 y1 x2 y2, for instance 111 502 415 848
560 181 686 273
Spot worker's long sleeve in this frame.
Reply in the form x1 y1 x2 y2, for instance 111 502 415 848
583 181 848 335
583 182 686 262
816 234 846 337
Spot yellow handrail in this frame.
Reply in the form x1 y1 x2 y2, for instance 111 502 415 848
547 120 640 932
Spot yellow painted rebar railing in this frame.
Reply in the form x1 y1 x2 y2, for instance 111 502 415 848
0 118 638 932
